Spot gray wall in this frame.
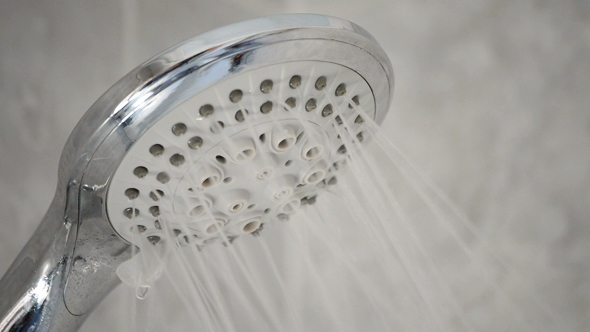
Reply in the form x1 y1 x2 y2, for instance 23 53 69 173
0 1 588 331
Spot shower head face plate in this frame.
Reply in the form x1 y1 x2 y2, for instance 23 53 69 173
107 60 375 246
66 13 394 248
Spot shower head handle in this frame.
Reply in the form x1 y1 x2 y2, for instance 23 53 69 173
0 183 130 332
0 13 393 332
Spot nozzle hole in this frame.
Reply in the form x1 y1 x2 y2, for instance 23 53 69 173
305 99 317 112
277 138 294 150
133 166 148 178
315 76 327 90
348 95 360 109
229 89 243 103
230 203 244 212
260 101 273 114
243 220 261 233
149 144 164 157
123 208 139 219
171 123 187 136
190 205 206 217
260 79 273 93
305 147 321 160
216 155 227 164
335 83 346 96
285 97 296 109
180 235 191 246
149 191 159 201
125 188 140 200
306 171 325 184
357 132 364 142
210 121 224 133
147 236 160 245
235 110 245 122
132 225 147 233
156 172 170 184
188 136 203 150
202 177 218 188
169 154 185 167
199 104 214 117
322 104 333 117
257 169 272 180
338 144 347 154
274 189 291 200
289 75 302 89
149 206 160 217
296 131 304 143
236 149 255 161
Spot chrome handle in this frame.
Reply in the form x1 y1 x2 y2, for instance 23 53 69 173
0 183 131 332
0 193 79 332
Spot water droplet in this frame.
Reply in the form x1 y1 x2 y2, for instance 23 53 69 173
136 285 150 300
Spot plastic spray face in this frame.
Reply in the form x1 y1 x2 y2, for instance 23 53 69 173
111 60 388 291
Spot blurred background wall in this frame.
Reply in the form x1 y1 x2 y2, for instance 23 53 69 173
0 0 588 331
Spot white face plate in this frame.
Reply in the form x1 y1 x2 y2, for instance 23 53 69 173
107 61 375 246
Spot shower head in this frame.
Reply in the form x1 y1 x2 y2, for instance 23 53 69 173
0 14 393 332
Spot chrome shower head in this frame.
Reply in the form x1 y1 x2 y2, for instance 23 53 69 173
0 14 393 332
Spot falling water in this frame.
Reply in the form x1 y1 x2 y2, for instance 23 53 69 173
111 82 564 332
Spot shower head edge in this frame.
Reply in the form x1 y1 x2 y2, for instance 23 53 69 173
58 13 393 189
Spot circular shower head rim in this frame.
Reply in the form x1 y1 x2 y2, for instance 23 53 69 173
62 13 393 234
